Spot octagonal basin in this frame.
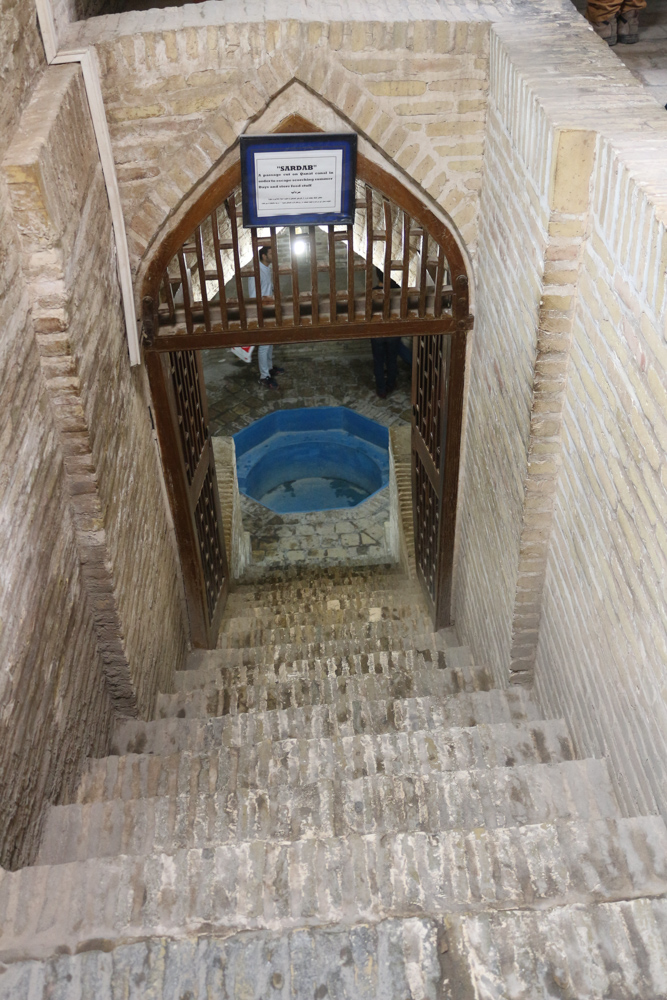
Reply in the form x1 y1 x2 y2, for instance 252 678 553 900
233 406 389 514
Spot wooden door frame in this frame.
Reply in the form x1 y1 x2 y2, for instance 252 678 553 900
141 116 472 644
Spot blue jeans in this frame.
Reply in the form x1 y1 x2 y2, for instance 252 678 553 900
258 345 273 380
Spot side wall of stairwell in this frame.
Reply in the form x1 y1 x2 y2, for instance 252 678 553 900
456 14 667 822
454 20 593 688
0 4 115 871
0 49 188 867
535 132 667 823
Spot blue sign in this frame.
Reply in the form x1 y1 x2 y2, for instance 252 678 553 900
240 133 357 228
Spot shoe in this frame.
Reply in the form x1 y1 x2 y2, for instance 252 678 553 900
269 366 284 376
386 383 396 395
259 376 278 389
618 8 639 42
377 389 387 399
591 16 618 44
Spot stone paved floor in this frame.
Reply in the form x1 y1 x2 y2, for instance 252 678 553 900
571 0 667 106
239 489 393 577
204 339 412 574
204 339 412 438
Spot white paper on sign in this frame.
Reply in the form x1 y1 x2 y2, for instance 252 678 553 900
254 149 343 217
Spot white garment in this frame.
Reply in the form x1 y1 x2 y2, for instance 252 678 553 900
250 259 275 380
248 259 273 299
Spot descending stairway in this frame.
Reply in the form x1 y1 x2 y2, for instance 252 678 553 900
1 563 667 998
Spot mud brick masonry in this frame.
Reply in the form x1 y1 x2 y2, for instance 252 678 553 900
1 0 667 991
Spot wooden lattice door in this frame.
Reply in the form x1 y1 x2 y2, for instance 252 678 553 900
141 119 471 643
146 348 229 647
411 279 469 628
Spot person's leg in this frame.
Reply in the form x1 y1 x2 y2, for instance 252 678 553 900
371 339 386 395
618 0 645 42
587 0 621 43
386 338 399 392
269 345 284 376
258 345 271 380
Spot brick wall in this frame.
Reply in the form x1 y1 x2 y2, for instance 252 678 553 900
0 0 115 869
0 46 188 864
456 12 667 821
535 135 667 820
453 88 548 687
455 25 596 687
4 63 189 717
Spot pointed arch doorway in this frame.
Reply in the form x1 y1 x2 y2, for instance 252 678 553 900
141 116 473 648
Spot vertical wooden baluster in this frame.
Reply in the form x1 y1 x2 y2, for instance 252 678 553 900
250 228 264 328
383 199 392 321
400 211 410 319
290 227 301 327
309 226 319 327
365 185 374 323
434 245 445 318
328 225 337 324
162 271 175 324
226 195 247 331
177 249 194 335
419 231 428 318
270 227 281 326
346 223 354 322
210 209 228 330
195 224 211 333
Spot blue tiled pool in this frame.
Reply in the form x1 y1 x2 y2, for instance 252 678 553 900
233 407 389 514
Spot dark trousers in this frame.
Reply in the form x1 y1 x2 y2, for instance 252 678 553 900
371 338 399 394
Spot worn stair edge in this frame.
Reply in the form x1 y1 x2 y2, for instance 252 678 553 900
2 818 667 963
37 759 620 865
185 631 457 671
75 720 577 804
171 655 489 696
158 664 492 719
112 689 543 754
219 598 431 631
215 616 435 650
0 918 444 1000
444 897 667 1000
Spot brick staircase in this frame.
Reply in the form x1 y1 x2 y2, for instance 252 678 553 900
1 563 667 998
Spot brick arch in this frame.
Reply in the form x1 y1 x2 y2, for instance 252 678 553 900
131 53 478 300
140 102 472 643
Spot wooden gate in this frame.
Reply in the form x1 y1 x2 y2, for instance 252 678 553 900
145 347 229 647
141 118 471 645
411 297 468 627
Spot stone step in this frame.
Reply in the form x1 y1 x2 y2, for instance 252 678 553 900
76 720 576 804
222 594 430 625
223 585 427 613
173 651 489 696
219 605 433 637
236 562 400 588
159 663 493 719
3 817 667 962
38 760 619 864
215 616 433 650
446 897 667 1000
192 630 451 670
0 918 443 1000
226 578 425 602
234 572 410 601
113 689 541 754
